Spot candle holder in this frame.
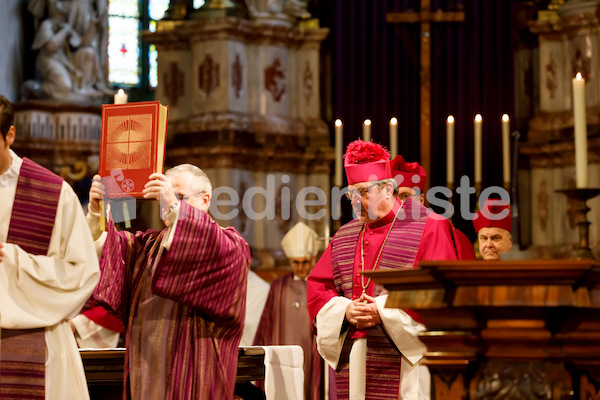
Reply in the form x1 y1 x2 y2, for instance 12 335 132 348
474 183 482 212
555 188 600 260
446 184 455 222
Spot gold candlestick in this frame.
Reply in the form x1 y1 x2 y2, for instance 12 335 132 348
556 188 600 260
474 183 482 212
447 184 455 222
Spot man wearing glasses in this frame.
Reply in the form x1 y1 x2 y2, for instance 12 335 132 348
87 164 251 400
307 139 460 400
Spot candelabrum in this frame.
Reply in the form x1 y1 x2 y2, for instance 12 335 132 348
556 188 600 260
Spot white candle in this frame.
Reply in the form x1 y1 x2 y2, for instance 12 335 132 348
474 114 483 184
114 89 128 104
389 117 398 159
334 119 343 187
446 115 455 186
573 72 588 188
363 119 371 142
502 114 511 186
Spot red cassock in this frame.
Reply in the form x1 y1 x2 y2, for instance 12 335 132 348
307 197 462 400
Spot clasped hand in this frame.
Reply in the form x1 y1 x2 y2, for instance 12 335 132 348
345 293 382 330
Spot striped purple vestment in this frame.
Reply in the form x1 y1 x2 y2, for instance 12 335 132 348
94 201 251 400
2 158 63 400
329 197 428 400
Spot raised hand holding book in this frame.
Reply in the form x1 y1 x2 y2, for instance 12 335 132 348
99 101 168 199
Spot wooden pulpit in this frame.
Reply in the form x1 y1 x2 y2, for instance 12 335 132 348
363 260 600 399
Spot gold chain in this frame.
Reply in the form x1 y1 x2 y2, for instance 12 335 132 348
360 208 400 294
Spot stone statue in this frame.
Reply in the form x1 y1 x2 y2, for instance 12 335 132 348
246 0 310 25
22 0 112 104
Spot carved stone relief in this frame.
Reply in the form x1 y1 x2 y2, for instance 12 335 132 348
471 361 571 400
163 62 184 107
302 61 313 107
545 53 558 99
198 53 220 96
264 58 286 102
231 53 243 99
538 180 549 231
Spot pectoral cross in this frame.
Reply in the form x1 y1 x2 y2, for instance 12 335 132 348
387 1 464 190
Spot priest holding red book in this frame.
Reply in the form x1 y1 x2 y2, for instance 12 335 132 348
87 164 251 400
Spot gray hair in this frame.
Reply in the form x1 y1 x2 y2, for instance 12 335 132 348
377 178 400 196
165 164 212 196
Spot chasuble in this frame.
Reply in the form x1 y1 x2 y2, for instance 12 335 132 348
90 201 251 400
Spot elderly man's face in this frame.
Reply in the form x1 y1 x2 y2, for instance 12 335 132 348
171 171 210 212
478 227 513 260
347 181 393 224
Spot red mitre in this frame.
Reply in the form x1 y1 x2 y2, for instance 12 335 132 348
344 140 392 184
390 155 427 192
473 199 512 233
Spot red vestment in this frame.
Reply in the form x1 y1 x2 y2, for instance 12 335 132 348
307 198 459 399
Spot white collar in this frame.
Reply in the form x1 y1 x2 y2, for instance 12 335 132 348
0 149 22 187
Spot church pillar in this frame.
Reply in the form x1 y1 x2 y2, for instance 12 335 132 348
146 16 330 268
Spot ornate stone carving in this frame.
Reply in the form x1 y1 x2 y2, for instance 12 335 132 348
538 180 549 232
23 0 112 105
163 62 185 107
231 53 243 98
545 53 558 99
302 61 313 106
198 54 220 96
146 17 329 263
472 361 571 399
264 58 286 102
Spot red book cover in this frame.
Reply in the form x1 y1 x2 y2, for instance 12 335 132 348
99 101 168 199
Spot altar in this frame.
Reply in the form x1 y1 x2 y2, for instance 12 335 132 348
80 347 266 400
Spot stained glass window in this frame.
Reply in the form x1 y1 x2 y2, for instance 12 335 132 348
108 0 169 88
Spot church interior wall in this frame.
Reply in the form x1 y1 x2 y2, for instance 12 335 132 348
0 0 27 101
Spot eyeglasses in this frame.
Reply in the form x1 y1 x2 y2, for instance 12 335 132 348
175 191 205 201
345 182 381 200
398 192 420 200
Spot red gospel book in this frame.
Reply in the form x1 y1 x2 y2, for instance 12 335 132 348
99 101 168 198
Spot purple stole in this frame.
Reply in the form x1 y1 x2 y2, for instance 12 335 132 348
330 197 428 299
2 158 63 399
329 197 428 400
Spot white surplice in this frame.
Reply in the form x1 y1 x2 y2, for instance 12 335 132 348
0 150 100 400
315 294 430 400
